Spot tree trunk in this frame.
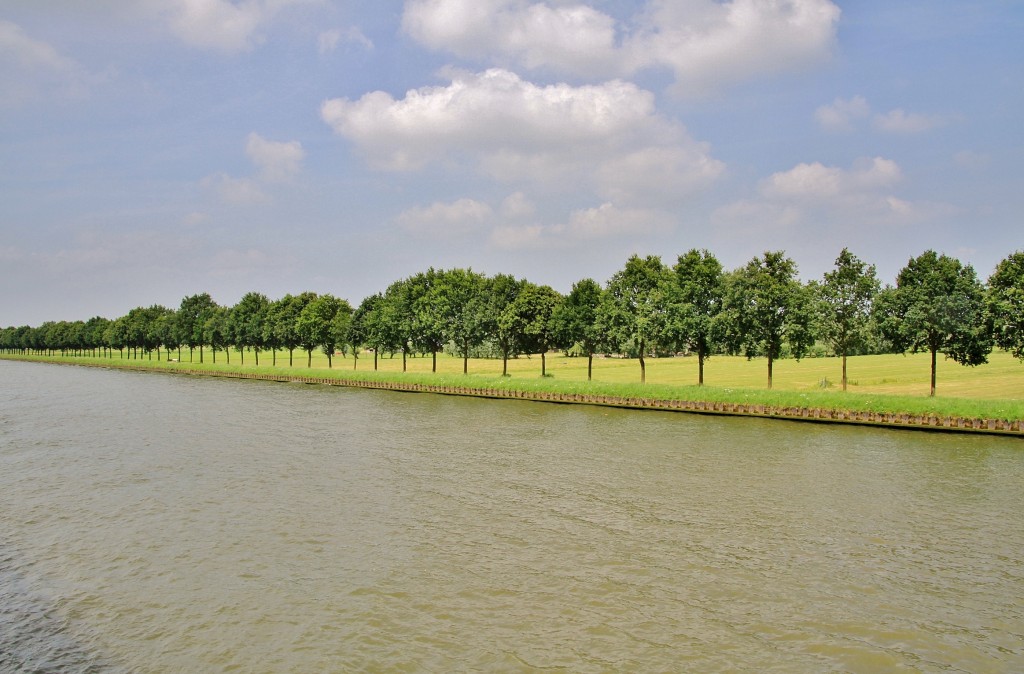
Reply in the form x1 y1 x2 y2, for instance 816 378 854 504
930 346 937 397
374 350 378 371
402 350 407 372
307 349 312 368
199 345 203 364
353 353 358 370
327 352 332 368
255 349 259 366
842 352 848 391
639 339 646 384
432 350 437 373
767 355 774 389
463 341 469 374
502 352 508 377
541 351 546 376
587 353 593 381
698 350 705 386
272 350 276 366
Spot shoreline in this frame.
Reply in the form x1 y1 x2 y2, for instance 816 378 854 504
9 356 1022 437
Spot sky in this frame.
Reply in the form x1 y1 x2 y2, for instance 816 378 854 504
1 0 1021 326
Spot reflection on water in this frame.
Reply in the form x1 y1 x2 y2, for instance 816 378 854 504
1 360 1022 672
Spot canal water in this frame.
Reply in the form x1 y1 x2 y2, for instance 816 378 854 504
1 360 1022 672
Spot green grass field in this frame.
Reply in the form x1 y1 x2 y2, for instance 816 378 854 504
6 348 1023 422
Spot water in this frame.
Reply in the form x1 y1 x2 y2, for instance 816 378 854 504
1 360 1022 672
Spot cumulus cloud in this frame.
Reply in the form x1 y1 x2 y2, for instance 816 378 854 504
714 156 956 242
202 133 303 204
815 96 946 134
815 95 869 131
872 108 946 134
245 132 304 182
400 0 840 94
318 26 373 55
0 19 88 104
321 68 722 203
395 198 494 235
164 0 312 53
491 203 673 250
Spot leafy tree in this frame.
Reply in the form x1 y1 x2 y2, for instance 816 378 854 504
177 293 217 363
327 297 355 368
507 282 562 376
817 248 880 391
231 292 270 365
433 268 488 375
354 293 387 370
408 269 447 372
723 251 814 389
203 306 231 363
987 251 1024 360
667 249 725 386
875 250 991 396
296 293 346 367
486 273 526 376
551 278 606 381
271 292 316 367
602 255 672 384
379 278 417 371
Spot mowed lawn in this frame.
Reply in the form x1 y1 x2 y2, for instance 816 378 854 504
269 349 1024 401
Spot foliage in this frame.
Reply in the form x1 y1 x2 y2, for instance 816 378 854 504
601 254 672 383
550 278 606 380
665 249 725 386
987 251 1024 360
874 250 991 396
817 248 880 390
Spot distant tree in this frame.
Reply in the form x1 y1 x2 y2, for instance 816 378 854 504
106 317 130 358
379 278 416 371
987 251 1024 360
723 251 815 389
354 293 387 370
602 255 672 384
433 268 488 375
230 292 270 366
177 293 217 363
817 248 880 391
203 306 231 363
408 269 447 372
551 278 605 381
271 292 316 367
667 249 725 386
327 297 355 368
486 274 526 376
156 310 179 360
875 250 991 396
508 282 562 376
297 293 346 367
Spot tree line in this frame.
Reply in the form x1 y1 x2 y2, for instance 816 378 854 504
3 249 1023 397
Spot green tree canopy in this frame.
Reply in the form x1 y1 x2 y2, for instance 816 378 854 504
818 248 880 391
666 249 725 386
874 250 991 396
551 278 605 381
602 254 672 384
987 251 1024 360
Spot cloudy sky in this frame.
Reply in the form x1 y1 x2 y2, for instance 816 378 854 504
2 0 1021 325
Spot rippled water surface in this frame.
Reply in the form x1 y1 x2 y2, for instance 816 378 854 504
1 360 1023 672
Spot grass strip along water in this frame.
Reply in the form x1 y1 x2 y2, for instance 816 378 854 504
6 354 1023 437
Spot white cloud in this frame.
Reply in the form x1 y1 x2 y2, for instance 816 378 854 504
872 108 945 134
201 173 269 205
815 95 869 131
395 198 494 235
321 68 722 205
491 203 673 250
500 192 535 219
164 0 312 53
0 19 88 104
318 26 373 55
401 0 840 94
760 157 902 201
245 132 304 182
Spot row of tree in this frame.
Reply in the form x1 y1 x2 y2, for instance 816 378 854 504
3 249 1022 396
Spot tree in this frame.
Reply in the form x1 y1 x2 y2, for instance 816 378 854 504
296 293 346 367
230 292 270 366
203 306 230 363
551 278 605 381
408 269 447 372
508 282 562 376
432 268 488 375
723 251 814 389
328 297 355 368
486 274 525 376
817 248 880 391
271 292 316 367
354 293 387 370
602 255 671 384
987 251 1024 360
379 278 416 371
875 250 991 396
668 249 725 386
177 293 217 363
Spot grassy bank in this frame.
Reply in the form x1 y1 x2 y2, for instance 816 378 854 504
4 350 1023 424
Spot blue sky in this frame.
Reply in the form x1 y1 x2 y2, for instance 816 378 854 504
2 0 1021 325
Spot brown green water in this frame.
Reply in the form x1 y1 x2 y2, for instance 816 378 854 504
1 360 1022 672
